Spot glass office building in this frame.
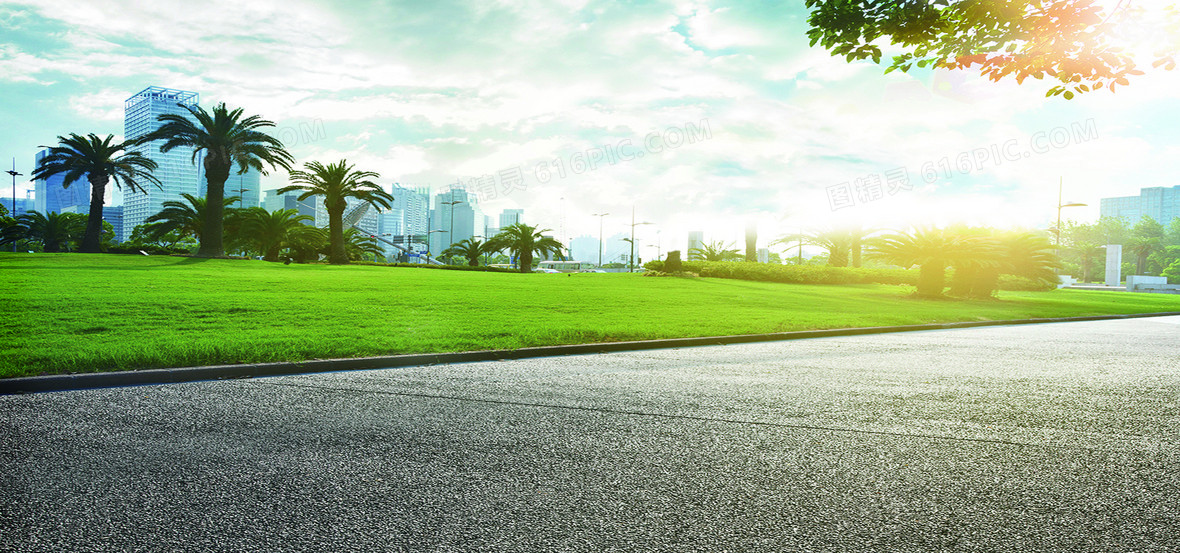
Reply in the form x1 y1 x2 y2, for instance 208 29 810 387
122 86 203 239
33 148 90 214
1100 185 1180 225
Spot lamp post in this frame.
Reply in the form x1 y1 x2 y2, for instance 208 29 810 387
6 159 21 253
592 212 609 267
443 194 462 251
797 227 804 265
628 206 652 272
1056 177 1087 248
426 229 447 263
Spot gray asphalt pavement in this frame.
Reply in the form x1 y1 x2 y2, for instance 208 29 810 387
2 316 1179 552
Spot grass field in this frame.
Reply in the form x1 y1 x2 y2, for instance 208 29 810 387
4 253 1180 378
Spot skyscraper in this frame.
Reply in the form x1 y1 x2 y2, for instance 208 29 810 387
499 208 523 228
262 189 317 222
103 206 125 243
224 169 262 210
687 230 704 259
430 188 481 255
33 148 89 214
122 86 203 239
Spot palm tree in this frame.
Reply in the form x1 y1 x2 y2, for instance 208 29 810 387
287 225 327 263
1072 242 1104 283
31 133 160 253
341 228 386 262
945 226 1002 297
277 160 394 264
773 228 856 267
139 103 293 258
6 211 87 252
237 207 314 262
688 240 743 262
868 227 994 297
442 238 489 266
1127 236 1162 275
745 222 757 262
951 229 1060 297
996 231 1061 291
486 223 564 273
143 193 239 245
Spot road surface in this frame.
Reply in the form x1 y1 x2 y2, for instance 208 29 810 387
2 316 1178 552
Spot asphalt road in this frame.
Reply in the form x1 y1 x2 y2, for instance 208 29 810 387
2 316 1179 552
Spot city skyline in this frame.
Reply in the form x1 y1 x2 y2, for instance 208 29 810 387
3 1 1179 252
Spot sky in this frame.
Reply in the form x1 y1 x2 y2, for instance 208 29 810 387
2 0 1179 256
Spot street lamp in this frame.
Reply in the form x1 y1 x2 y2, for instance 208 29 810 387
6 159 22 253
592 212 609 267
443 195 463 251
628 206 652 272
426 229 447 263
1056 177 1087 248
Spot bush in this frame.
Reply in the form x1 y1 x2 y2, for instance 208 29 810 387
106 244 192 256
657 260 918 286
380 262 520 273
997 274 1057 292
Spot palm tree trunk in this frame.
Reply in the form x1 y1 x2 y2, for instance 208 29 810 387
197 158 229 258
329 207 348 264
519 250 533 273
916 261 945 297
971 268 1000 298
851 235 862 268
829 247 848 267
745 223 757 262
80 174 109 253
948 265 973 296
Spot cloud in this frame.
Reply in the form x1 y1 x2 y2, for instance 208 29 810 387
1 0 1177 247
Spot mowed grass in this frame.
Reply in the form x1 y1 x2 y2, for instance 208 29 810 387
4 253 1180 378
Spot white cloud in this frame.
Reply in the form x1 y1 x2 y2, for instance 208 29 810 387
2 0 1178 244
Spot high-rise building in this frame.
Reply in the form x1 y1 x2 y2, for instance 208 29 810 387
33 148 90 214
262 189 317 222
122 86 203 239
102 206 125 243
687 230 704 259
430 188 482 255
499 208 523 228
225 169 262 210
1100 185 1180 225
2 195 34 217
570 235 599 264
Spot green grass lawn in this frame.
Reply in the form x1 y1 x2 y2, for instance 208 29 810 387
4 253 1180 378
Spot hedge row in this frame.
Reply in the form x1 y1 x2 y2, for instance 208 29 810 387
644 260 918 286
644 260 1056 291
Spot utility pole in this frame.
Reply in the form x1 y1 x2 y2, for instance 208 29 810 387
6 159 22 253
628 205 652 272
443 190 462 255
593 212 609 267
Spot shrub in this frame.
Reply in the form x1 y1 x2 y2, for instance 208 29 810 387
668 261 918 286
996 274 1057 292
106 244 192 256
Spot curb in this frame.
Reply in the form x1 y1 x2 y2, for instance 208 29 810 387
3 311 1178 395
